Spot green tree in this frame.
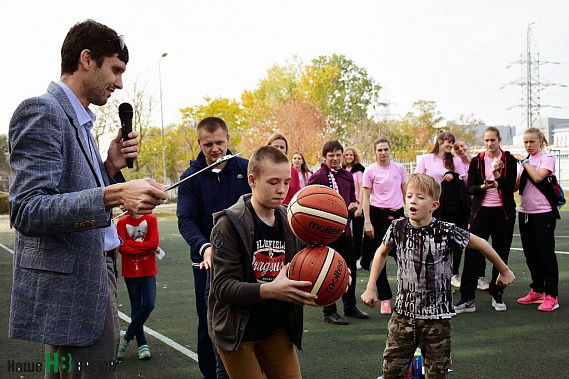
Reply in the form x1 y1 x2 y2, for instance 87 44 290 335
400 100 444 153
176 97 246 169
299 54 383 140
445 113 483 145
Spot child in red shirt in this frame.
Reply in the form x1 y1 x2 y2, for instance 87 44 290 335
116 213 159 360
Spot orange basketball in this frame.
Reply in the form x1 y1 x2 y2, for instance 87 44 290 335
287 245 350 306
287 185 348 245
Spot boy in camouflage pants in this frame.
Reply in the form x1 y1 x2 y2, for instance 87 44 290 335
361 174 515 378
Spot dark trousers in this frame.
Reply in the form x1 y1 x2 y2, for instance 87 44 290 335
460 207 515 300
45 257 119 379
519 211 558 297
351 214 364 261
193 267 219 379
204 270 229 379
323 235 357 315
124 276 156 347
361 206 401 300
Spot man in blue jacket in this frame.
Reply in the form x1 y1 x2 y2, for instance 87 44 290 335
177 117 250 378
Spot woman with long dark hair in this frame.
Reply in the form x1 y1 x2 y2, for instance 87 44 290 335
416 131 469 288
292 151 312 188
455 127 517 313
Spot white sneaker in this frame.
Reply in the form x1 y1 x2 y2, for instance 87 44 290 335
455 299 476 313
451 275 461 288
356 259 362 270
492 297 507 312
477 277 490 291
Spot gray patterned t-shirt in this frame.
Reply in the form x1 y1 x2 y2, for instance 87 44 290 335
383 217 470 319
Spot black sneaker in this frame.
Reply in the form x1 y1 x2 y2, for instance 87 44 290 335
344 306 370 319
455 299 476 314
324 311 349 325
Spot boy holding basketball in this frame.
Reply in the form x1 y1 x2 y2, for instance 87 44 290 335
361 173 515 378
208 145 317 379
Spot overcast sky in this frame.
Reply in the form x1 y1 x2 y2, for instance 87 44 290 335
1 0 568 138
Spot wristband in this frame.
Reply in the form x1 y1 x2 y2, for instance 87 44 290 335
521 158 530 165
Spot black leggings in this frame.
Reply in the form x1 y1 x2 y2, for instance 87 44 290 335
460 207 515 300
519 211 558 297
361 206 404 300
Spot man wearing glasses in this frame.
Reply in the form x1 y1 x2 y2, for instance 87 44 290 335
8 20 167 378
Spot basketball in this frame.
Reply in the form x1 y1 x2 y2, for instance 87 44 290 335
288 245 350 306
287 185 348 245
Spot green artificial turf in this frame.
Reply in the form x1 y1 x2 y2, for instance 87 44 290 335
0 214 567 378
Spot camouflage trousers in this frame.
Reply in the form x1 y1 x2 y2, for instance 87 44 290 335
382 312 451 379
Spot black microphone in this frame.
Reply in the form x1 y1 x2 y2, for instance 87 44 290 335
118 103 134 169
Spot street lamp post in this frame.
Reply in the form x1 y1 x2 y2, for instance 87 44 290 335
159 53 168 191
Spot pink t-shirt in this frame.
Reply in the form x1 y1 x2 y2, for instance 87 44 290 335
415 154 466 183
460 160 470 182
298 170 312 188
363 162 407 210
351 170 363 202
518 151 556 214
481 152 503 207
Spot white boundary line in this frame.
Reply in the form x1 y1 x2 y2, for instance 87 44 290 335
118 312 199 362
510 247 569 255
0 243 199 363
0 242 14 254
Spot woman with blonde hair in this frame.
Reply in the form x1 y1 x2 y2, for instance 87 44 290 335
343 147 366 262
513 127 560 311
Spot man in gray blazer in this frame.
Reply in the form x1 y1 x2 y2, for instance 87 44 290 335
8 20 167 378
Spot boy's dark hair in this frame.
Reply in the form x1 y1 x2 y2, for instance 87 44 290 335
61 19 129 76
407 173 441 201
248 146 290 177
322 141 343 157
196 117 229 137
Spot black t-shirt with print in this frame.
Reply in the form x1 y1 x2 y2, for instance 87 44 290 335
242 200 286 342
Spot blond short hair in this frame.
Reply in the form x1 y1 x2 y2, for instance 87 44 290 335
248 145 290 177
407 173 441 201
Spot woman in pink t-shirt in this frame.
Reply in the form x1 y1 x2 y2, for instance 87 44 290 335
416 132 469 287
343 147 366 262
292 151 312 188
513 128 559 312
455 127 518 314
453 139 471 183
361 138 407 315
416 131 467 183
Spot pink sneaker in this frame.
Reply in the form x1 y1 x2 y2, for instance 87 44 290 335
517 289 545 305
538 295 559 312
380 300 391 315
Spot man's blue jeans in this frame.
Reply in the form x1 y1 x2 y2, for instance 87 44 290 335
124 276 156 346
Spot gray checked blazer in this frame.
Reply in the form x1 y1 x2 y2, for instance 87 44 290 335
8 82 124 346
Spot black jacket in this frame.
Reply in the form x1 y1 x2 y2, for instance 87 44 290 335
467 150 517 220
